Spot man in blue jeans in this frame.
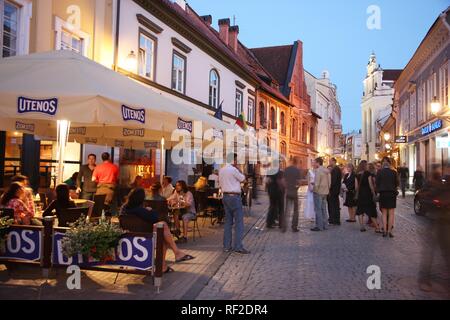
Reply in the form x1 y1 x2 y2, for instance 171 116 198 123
219 154 250 254
311 157 331 231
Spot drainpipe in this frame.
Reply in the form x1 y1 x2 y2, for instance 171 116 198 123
113 0 121 71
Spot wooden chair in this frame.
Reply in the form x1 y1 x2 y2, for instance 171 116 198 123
58 207 89 227
119 214 153 233
0 208 14 219
90 194 107 218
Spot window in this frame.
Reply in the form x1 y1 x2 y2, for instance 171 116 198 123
270 107 277 130
61 30 82 53
259 102 266 128
209 69 220 108
2 1 18 57
310 127 314 146
235 89 243 116
302 122 307 143
281 142 287 157
138 31 156 80
55 16 90 56
247 98 255 124
291 119 297 140
418 83 424 124
280 112 286 135
440 62 449 109
171 51 186 93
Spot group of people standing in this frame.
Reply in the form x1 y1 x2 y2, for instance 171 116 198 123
268 155 401 238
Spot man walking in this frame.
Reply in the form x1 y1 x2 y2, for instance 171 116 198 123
328 158 342 225
219 154 249 254
76 154 97 200
284 158 301 232
92 152 119 209
311 157 331 232
398 162 409 198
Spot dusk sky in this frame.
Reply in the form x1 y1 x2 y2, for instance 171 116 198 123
187 0 449 133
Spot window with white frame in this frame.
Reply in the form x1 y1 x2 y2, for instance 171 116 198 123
418 83 424 124
172 51 186 93
138 31 156 80
247 97 255 124
235 89 243 117
2 1 19 57
54 16 90 57
209 69 219 108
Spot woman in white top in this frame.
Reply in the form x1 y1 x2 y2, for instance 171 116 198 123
303 168 316 220
167 180 196 243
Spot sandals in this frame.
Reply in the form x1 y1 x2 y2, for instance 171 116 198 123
360 228 367 232
176 254 195 263
375 229 383 234
346 219 356 223
164 267 175 274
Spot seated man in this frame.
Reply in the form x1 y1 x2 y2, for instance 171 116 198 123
120 188 194 273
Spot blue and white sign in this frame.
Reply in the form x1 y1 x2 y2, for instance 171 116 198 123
177 117 193 133
18 97 58 116
421 119 443 136
52 233 153 270
0 227 42 261
122 105 145 124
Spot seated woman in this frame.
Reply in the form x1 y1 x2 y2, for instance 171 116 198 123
0 182 40 225
146 182 166 201
43 184 93 220
194 176 209 192
120 188 194 273
167 180 197 244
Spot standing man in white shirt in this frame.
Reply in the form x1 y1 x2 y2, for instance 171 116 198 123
219 154 250 254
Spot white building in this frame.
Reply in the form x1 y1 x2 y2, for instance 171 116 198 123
361 53 402 162
305 70 342 160
344 130 362 165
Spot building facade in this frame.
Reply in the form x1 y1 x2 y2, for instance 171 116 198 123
393 7 450 179
343 130 362 166
251 42 318 170
305 70 342 162
361 52 402 162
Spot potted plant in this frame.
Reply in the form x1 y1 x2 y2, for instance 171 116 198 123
61 216 123 264
0 217 14 254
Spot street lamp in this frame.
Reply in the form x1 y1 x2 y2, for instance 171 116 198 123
123 50 137 73
383 132 391 142
385 143 392 150
431 96 441 115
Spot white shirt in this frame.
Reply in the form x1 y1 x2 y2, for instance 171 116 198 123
208 173 219 188
219 164 245 193
161 184 174 199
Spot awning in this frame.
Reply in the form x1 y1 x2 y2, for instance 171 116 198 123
0 50 232 147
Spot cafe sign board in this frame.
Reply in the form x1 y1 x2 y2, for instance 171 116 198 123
395 136 407 143
52 232 153 270
0 227 42 261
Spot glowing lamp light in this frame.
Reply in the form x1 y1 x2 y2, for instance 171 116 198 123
123 50 137 73
385 143 392 150
383 133 391 141
431 97 441 115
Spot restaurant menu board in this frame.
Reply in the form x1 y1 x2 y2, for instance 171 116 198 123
0 227 42 261
52 233 153 270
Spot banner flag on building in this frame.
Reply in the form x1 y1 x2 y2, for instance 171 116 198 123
214 100 223 120
236 112 247 131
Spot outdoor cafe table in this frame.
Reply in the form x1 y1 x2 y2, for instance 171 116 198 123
168 204 187 237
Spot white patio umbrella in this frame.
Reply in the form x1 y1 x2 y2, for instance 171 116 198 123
0 50 232 183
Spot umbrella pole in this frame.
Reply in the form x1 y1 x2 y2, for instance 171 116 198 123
160 137 165 184
56 120 71 186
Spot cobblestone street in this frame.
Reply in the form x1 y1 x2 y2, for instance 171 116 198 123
0 188 448 300
196 188 450 300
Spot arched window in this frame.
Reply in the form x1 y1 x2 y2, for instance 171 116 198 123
310 127 314 146
302 122 307 143
259 102 266 127
270 107 277 130
291 119 297 140
281 141 287 157
280 112 286 135
209 69 220 108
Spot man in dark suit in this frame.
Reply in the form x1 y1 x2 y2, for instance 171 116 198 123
327 158 342 225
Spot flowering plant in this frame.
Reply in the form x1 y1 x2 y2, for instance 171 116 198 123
0 217 14 254
61 216 123 263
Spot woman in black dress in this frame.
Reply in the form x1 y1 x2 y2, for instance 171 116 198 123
376 157 399 238
356 161 381 233
413 165 425 191
266 171 285 229
343 163 357 223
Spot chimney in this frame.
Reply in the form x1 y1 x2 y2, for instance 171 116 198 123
229 25 239 53
174 0 186 10
218 18 230 44
200 15 212 26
